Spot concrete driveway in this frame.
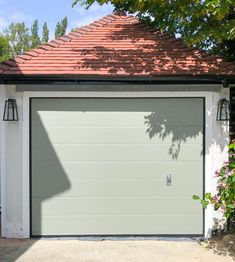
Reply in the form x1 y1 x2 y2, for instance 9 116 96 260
0 238 234 262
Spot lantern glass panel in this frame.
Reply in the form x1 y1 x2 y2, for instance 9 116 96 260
3 99 18 121
217 98 230 121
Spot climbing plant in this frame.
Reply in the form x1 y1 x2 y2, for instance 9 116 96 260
193 143 235 227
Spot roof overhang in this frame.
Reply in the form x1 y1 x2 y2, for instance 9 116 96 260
1 74 234 88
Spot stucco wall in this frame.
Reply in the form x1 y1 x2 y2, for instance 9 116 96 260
210 89 230 233
0 85 24 237
0 84 229 238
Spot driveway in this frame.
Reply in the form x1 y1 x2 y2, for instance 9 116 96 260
0 238 234 262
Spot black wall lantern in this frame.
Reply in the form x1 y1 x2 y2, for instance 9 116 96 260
217 98 230 121
3 99 18 121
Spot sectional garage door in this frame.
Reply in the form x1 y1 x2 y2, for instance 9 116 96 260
31 98 204 236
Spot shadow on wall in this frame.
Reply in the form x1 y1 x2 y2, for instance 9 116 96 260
0 109 71 261
143 98 204 159
31 111 71 236
144 111 202 159
145 104 228 159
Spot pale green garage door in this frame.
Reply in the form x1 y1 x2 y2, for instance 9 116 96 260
31 98 204 236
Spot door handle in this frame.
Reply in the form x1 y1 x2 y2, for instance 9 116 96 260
166 174 172 186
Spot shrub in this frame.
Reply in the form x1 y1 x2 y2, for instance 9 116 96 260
193 143 235 225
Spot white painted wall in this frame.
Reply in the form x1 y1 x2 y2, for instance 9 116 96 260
0 85 24 237
210 89 230 234
0 84 6 235
0 84 229 238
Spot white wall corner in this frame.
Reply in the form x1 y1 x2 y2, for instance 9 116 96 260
5 221 24 238
208 87 230 237
1 85 25 238
204 92 213 239
0 84 6 237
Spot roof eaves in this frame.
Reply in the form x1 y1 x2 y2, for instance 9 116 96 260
1 73 235 85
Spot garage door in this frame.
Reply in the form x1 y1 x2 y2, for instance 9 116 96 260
31 98 204 236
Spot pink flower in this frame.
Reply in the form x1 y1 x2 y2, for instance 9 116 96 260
227 171 233 177
213 195 219 203
220 204 226 211
215 169 220 177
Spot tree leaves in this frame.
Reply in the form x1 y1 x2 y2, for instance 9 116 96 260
31 20 41 48
0 17 68 61
4 22 31 56
0 35 11 62
42 22 49 44
192 195 200 200
72 0 235 61
55 17 68 39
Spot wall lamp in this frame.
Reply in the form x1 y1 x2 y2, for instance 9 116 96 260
3 99 18 121
217 98 230 121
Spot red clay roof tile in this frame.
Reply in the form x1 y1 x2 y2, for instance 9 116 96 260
0 13 235 77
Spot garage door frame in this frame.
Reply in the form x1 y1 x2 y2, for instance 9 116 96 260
29 96 205 237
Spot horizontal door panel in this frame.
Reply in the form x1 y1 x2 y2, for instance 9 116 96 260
32 126 203 145
32 162 202 180
32 215 203 235
32 178 202 197
31 98 203 127
32 144 203 162
33 111 203 127
32 197 203 216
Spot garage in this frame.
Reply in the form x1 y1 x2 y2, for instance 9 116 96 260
1 12 233 239
31 97 204 236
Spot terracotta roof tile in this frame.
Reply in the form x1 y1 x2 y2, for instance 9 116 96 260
0 13 235 77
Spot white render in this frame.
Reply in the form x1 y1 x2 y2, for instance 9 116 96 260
0 84 229 238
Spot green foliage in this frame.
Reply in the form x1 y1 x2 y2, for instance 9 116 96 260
0 17 69 60
61 16 68 36
55 16 68 39
42 22 49 43
210 39 235 62
55 22 61 39
4 22 31 56
193 143 235 222
72 0 235 61
0 35 11 62
31 20 41 48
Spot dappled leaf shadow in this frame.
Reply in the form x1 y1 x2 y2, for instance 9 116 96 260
144 112 185 159
71 20 232 76
143 99 203 159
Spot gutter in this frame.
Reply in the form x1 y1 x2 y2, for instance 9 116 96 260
0 74 234 87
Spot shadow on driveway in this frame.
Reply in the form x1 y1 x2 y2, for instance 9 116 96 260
0 238 36 261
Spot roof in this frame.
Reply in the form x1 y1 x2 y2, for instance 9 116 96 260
0 11 235 81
